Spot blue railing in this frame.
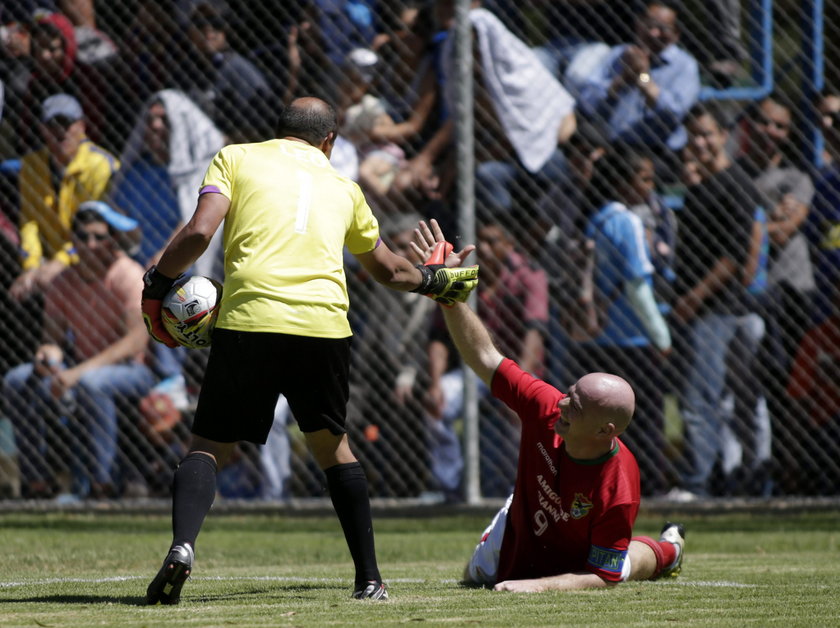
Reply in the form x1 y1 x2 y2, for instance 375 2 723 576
699 0 775 101
801 0 825 168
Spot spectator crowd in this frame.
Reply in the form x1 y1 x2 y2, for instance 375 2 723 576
0 0 838 501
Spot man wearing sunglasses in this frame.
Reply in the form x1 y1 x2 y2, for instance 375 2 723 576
2 202 153 499
10 93 119 302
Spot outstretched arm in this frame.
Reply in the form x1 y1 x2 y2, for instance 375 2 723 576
355 240 475 297
355 242 426 291
411 219 495 384
359 219 477 301
494 572 611 593
439 302 504 388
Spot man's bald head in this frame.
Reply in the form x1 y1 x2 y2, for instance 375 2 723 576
276 97 339 147
576 372 635 434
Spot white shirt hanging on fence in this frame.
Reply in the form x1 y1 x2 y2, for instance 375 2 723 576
442 8 576 174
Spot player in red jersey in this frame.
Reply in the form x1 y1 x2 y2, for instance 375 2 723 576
414 219 685 592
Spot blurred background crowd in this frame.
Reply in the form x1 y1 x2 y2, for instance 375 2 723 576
1 0 839 503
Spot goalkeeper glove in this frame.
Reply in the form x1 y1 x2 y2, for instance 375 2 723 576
141 265 180 348
411 241 479 306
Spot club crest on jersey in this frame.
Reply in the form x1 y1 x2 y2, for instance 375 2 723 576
570 493 594 519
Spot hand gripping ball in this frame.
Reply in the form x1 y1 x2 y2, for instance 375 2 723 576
161 275 222 349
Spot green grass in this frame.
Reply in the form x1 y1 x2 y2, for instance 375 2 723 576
1 510 839 627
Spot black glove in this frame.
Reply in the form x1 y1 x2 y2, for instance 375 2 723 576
141 265 180 347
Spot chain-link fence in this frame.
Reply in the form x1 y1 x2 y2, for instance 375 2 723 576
0 0 838 502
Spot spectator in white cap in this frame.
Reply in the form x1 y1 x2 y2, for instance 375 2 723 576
10 92 119 302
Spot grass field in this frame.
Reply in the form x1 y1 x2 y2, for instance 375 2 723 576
1 508 838 627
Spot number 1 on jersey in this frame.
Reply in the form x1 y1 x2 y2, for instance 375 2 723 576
295 170 313 234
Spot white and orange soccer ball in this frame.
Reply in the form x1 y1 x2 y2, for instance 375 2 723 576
161 275 222 349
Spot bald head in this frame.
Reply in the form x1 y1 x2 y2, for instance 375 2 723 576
576 372 635 434
276 97 338 147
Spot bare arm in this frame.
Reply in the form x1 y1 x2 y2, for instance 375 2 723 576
557 111 577 145
283 26 302 106
157 193 229 278
410 218 490 379
69 320 148 376
51 297 148 395
370 69 438 144
354 242 424 291
672 256 737 323
147 221 184 266
494 572 611 592
742 217 764 287
34 294 69 378
410 119 453 170
58 0 95 27
41 300 68 348
356 226 476 292
701 257 739 296
426 339 450 418
517 328 544 376
440 302 504 388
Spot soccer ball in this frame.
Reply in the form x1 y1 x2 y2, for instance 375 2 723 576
161 276 222 349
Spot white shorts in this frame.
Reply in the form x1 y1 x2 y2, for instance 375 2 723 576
465 494 634 584
466 494 513 585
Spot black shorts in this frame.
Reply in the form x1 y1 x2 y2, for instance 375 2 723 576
191 328 351 444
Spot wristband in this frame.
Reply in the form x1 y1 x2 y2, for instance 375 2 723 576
411 263 440 294
142 265 179 300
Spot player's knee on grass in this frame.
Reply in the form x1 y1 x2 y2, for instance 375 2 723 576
626 539 657 581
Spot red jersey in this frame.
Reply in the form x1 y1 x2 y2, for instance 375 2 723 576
787 316 840 427
492 359 641 583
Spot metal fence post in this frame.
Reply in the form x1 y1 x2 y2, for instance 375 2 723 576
454 0 480 504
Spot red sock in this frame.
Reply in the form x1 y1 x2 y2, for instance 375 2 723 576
632 536 677 577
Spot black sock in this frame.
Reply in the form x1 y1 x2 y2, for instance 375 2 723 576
171 452 218 550
325 462 381 586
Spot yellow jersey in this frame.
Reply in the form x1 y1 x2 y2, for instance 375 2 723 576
19 139 119 269
201 139 380 338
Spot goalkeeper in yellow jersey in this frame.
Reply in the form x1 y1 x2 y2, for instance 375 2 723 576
141 97 477 604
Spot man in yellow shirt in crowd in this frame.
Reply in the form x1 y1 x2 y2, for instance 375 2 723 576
10 93 119 301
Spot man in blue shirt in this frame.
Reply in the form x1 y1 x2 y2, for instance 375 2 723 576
578 1 700 181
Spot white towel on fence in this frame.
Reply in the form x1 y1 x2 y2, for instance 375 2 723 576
443 8 576 173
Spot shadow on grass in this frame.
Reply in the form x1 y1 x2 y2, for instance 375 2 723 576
1 583 347 607
3 586 286 606
1 594 148 605
193 584 332 602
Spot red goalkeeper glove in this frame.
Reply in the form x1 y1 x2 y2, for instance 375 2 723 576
411 241 479 306
141 265 180 348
